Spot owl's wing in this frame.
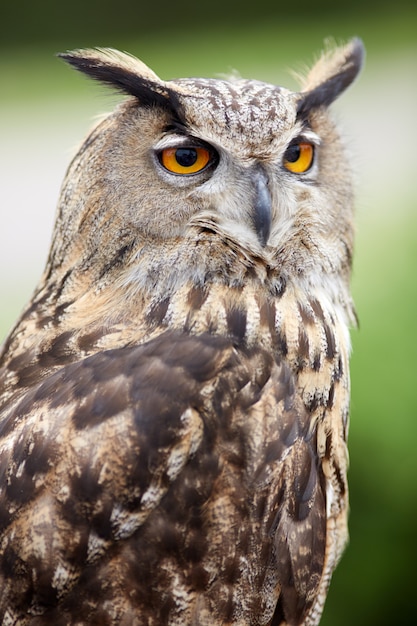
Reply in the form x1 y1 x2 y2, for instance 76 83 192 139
251 362 328 625
0 330 327 624
0 331 235 615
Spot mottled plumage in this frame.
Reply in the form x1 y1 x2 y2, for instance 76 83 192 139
0 39 364 625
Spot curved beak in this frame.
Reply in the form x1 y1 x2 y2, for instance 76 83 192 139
252 167 272 247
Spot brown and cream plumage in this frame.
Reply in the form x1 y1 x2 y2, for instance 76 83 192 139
0 39 364 625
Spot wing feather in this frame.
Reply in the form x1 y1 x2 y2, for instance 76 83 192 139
0 332 233 617
0 330 328 624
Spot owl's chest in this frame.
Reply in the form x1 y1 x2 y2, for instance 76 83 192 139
143 278 350 399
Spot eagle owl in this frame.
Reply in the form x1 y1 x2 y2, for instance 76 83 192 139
0 39 364 625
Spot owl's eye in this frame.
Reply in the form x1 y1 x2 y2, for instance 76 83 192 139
283 142 315 173
159 146 213 175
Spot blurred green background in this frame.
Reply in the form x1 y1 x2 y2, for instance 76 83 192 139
1 2 416 624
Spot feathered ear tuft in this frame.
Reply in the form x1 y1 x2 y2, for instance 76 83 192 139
296 38 365 119
58 48 184 116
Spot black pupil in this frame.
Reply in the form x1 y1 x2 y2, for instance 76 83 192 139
285 144 301 163
175 148 198 167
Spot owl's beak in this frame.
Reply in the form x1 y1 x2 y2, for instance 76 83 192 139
252 167 271 247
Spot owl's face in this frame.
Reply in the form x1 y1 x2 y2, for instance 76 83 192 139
52 43 362 301
110 80 305 242
89 79 347 252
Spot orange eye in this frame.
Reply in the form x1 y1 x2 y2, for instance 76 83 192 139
160 146 212 175
283 142 315 173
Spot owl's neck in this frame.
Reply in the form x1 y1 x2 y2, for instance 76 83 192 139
0 232 354 407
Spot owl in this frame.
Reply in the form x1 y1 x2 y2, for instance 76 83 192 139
0 39 364 625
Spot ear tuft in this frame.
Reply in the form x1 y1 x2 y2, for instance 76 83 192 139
296 38 365 118
61 47 162 81
58 48 184 116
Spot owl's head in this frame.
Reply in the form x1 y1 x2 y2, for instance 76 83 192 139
49 40 364 301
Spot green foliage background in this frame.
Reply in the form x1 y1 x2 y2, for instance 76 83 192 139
1 2 416 624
